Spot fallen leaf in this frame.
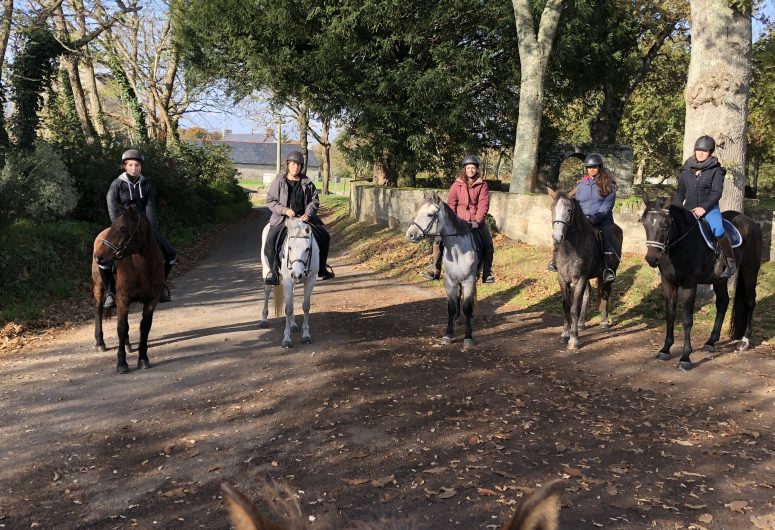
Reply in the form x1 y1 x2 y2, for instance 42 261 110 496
751 513 775 530
422 467 448 475
371 474 395 488
606 485 619 496
726 500 749 513
437 487 456 499
698 514 713 524
478 488 499 497
685 504 707 510
672 439 694 446
342 478 369 485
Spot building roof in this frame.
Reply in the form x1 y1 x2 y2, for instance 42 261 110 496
192 140 320 168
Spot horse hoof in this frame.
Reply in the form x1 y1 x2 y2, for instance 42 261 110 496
282 340 292 349
657 352 671 361
463 339 474 350
301 336 312 344
258 321 269 329
567 340 579 351
599 321 610 330
95 344 107 352
441 336 453 345
703 344 716 353
137 359 151 369
116 363 130 374
291 325 300 333
678 361 693 371
560 335 570 344
737 338 751 351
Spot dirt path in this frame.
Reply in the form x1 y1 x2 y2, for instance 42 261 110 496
1 208 774 529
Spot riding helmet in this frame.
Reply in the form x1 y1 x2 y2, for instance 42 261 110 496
285 151 304 164
461 155 480 167
121 149 144 163
694 135 716 153
583 153 604 167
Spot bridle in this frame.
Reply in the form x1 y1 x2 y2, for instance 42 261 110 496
285 231 313 275
411 206 442 238
552 197 576 236
100 219 139 261
644 208 698 252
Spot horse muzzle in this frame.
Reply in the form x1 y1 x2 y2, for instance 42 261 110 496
644 252 661 268
406 228 421 243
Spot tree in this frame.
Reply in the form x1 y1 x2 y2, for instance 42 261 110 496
509 0 566 193
748 26 775 193
683 0 752 212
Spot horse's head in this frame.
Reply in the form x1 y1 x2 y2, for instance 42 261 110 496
94 205 145 268
406 191 442 243
284 218 314 282
640 194 672 268
547 187 577 243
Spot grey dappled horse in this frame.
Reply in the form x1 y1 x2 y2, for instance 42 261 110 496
548 188 622 350
407 191 480 349
259 218 319 348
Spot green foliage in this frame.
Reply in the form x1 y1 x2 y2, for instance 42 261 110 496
10 26 63 150
106 50 148 142
0 143 78 225
44 70 87 151
749 27 775 191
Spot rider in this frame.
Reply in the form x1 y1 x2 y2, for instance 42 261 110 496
263 150 335 285
673 135 736 278
102 149 176 308
548 153 617 283
421 155 495 284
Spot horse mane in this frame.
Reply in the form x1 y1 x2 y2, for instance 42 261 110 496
438 199 473 234
285 217 310 237
555 190 592 235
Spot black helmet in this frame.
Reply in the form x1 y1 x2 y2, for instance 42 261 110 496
583 153 604 167
285 151 304 164
461 155 480 167
694 135 715 153
121 149 144 163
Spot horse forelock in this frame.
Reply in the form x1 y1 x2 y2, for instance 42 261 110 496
286 218 311 238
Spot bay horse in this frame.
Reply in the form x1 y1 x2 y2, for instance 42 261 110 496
221 479 564 529
259 218 319 348
547 188 623 350
641 196 762 370
92 205 164 373
406 191 479 349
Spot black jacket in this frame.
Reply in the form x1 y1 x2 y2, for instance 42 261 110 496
106 173 159 231
672 156 725 211
266 171 320 226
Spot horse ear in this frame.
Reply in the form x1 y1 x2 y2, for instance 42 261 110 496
221 483 285 530
423 190 431 200
641 192 650 207
568 186 578 199
547 187 556 199
432 192 441 204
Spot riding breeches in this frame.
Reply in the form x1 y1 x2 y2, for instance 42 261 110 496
703 206 725 237
592 222 614 253
155 232 176 266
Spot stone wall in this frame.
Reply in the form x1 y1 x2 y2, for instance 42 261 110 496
537 144 634 196
349 183 775 260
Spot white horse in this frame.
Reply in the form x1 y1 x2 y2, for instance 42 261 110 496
259 218 319 348
407 191 480 349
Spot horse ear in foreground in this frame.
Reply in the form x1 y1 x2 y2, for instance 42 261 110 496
641 197 762 370
259 218 319 348
221 479 564 530
406 195 480 349
549 190 622 349
92 205 165 373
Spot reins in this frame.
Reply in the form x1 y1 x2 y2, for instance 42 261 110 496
645 208 700 252
411 205 474 238
100 221 139 261
284 230 313 275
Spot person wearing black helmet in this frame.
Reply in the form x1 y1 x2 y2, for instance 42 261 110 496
672 135 736 277
548 152 617 283
263 150 335 285
420 155 495 284
101 149 176 309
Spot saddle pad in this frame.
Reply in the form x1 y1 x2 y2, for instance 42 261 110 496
699 219 742 250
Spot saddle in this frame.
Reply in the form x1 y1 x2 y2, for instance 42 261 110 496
698 218 743 250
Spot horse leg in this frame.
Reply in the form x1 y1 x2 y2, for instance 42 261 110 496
657 282 677 361
578 281 590 331
559 278 571 344
442 280 457 345
137 302 155 369
116 305 130 374
300 276 315 344
282 279 294 349
568 278 587 350
259 284 271 329
461 281 476 350
94 304 106 352
704 281 729 352
289 281 300 333
599 279 612 329
677 286 697 371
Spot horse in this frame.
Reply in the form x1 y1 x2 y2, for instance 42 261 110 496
547 188 623 350
221 479 564 530
92 205 165 374
259 217 319 349
406 191 480 349
640 196 762 370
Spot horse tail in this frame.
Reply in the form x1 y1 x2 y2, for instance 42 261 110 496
730 266 751 340
273 280 284 318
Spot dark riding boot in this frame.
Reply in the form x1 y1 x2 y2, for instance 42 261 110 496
421 241 443 280
315 229 335 280
159 263 172 303
482 250 495 284
603 253 616 283
717 234 737 278
99 266 116 309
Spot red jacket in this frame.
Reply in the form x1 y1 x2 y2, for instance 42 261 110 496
447 177 490 224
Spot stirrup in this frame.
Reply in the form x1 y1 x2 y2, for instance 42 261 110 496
603 268 616 283
103 292 116 309
159 286 172 303
318 265 335 280
264 271 279 286
720 259 737 279
547 260 557 272
483 273 495 284
421 270 440 280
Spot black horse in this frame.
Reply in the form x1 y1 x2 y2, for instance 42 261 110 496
641 197 762 370
548 188 623 350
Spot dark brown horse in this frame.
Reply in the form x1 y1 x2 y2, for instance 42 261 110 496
641 197 762 370
92 205 164 373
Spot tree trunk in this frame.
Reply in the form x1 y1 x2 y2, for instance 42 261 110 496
510 0 565 194
0 0 12 150
73 0 105 137
321 118 331 195
296 106 310 172
683 0 751 213
160 47 180 145
373 157 397 186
